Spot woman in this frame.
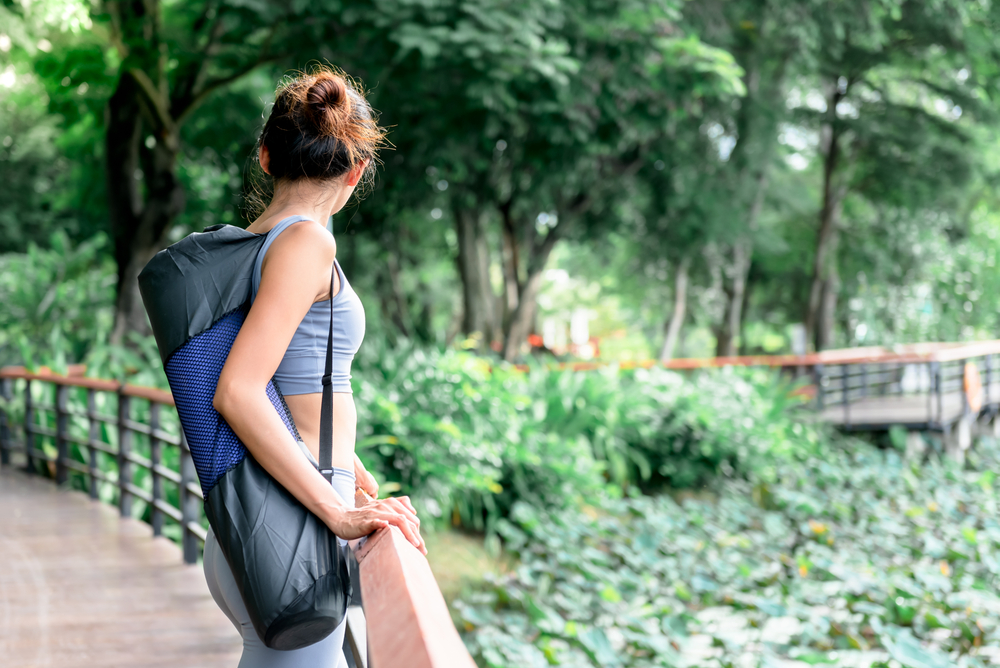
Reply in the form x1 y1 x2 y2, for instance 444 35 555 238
204 67 425 667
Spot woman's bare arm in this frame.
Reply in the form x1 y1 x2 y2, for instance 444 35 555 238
213 220 424 552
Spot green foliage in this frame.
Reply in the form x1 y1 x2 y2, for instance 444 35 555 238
0 232 167 386
354 346 823 529
5 0 1000 355
354 344 612 530
458 439 1000 667
0 54 70 252
0 231 114 367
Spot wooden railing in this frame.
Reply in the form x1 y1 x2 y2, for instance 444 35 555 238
0 365 204 562
518 341 1000 430
0 364 476 668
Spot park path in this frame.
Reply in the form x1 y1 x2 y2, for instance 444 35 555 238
0 468 240 668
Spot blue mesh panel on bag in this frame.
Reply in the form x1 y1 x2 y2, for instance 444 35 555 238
165 308 297 497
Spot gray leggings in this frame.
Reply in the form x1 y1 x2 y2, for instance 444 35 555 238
204 467 356 668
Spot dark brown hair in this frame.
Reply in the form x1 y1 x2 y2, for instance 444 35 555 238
246 65 386 215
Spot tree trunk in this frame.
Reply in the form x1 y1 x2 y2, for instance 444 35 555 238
499 202 521 331
816 252 840 351
737 265 754 355
713 53 775 359
715 171 767 357
454 207 495 346
413 278 434 344
107 72 185 344
384 245 412 338
502 270 544 361
659 257 690 362
715 239 751 358
805 81 847 352
101 0 282 343
502 226 560 362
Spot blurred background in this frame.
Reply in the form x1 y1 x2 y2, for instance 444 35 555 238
4 0 1000 665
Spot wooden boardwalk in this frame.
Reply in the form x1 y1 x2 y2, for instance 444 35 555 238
820 383 1000 430
0 468 240 668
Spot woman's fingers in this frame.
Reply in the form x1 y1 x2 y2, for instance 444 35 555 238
384 495 417 519
333 503 425 553
394 495 418 515
367 502 423 553
381 497 419 527
383 511 426 554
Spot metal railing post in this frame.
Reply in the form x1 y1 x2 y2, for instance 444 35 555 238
55 384 69 485
345 547 368 666
179 432 199 564
0 377 11 466
842 364 850 428
962 365 970 417
345 606 369 668
925 362 933 425
987 354 993 408
932 361 943 428
814 364 826 411
24 379 34 473
86 389 99 500
149 402 164 537
117 392 133 518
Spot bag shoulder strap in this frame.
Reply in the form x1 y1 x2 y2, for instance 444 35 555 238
318 262 336 482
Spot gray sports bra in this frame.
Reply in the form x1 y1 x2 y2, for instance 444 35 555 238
250 216 366 395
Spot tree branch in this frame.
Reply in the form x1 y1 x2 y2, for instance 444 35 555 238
170 8 226 119
174 26 283 124
105 0 129 58
127 68 177 139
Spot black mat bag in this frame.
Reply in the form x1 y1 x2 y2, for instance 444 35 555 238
138 223 350 650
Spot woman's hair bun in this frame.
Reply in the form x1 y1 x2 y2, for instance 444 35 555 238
250 63 386 209
303 75 352 137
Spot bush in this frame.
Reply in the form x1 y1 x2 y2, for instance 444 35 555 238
353 345 825 530
0 231 115 367
0 231 167 387
353 344 610 531
518 363 822 491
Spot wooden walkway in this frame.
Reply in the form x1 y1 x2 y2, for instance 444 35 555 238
820 382 1000 430
0 468 240 668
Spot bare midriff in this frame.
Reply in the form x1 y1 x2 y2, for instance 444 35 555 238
284 392 357 471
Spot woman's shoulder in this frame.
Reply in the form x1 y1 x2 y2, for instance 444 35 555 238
267 219 337 262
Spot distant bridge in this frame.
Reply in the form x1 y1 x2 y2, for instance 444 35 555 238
529 341 1000 448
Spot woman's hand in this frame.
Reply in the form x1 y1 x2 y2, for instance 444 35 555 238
327 495 426 555
354 453 379 502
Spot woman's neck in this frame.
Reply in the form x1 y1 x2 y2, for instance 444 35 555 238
252 179 348 232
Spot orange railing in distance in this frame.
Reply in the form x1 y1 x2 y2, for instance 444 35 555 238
354 527 477 668
511 340 1000 373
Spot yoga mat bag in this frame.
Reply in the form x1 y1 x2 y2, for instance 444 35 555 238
138 223 351 650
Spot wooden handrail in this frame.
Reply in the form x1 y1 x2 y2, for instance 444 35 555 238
0 366 175 406
354 527 477 668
